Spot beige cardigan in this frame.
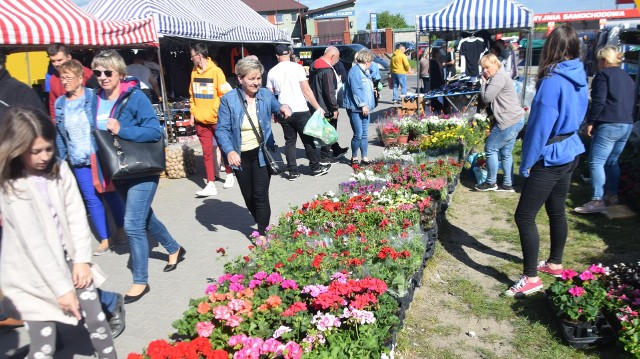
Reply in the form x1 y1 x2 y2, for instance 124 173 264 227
0 160 104 325
480 70 525 130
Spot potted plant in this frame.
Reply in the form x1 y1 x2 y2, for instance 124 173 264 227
381 122 400 146
397 120 412 145
547 264 618 347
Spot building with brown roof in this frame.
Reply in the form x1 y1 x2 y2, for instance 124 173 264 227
240 0 309 44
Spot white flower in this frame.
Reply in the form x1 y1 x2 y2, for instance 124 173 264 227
40 345 52 354
40 326 53 337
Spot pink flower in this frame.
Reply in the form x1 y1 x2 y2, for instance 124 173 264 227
281 279 299 290
589 264 607 274
204 284 218 295
249 279 263 289
561 269 578 280
265 272 283 284
229 334 248 346
579 270 595 281
229 282 245 292
227 315 243 327
196 321 215 337
568 286 586 297
250 231 261 238
283 341 303 359
213 305 232 320
253 271 268 280
218 273 232 284
261 338 282 353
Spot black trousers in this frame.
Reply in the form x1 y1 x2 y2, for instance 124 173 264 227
320 117 341 160
234 147 271 235
280 111 319 172
514 157 579 277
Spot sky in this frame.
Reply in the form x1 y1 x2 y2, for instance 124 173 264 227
301 0 635 30
72 0 635 31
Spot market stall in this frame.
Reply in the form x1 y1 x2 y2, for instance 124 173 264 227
83 0 292 144
414 0 535 113
0 0 158 48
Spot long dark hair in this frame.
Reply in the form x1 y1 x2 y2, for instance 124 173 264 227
537 25 580 88
0 107 58 192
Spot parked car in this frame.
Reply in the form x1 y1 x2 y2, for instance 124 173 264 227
293 44 389 85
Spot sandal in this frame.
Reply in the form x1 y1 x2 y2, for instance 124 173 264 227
351 158 359 166
93 245 112 256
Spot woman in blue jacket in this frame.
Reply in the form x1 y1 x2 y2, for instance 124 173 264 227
54 60 125 256
91 50 185 304
343 50 376 166
507 25 588 297
575 46 635 214
216 57 291 240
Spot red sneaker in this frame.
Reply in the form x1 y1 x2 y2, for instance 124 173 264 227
505 275 543 297
537 261 563 278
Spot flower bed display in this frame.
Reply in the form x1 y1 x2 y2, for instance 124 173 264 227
127 111 493 358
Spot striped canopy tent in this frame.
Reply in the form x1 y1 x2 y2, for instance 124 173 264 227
0 0 158 47
416 0 534 33
83 0 291 43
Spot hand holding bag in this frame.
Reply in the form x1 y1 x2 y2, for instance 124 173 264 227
237 89 285 176
303 108 338 146
94 94 166 180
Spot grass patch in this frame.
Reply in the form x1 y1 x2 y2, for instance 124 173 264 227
484 228 520 246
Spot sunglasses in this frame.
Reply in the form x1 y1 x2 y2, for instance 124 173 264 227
92 69 115 78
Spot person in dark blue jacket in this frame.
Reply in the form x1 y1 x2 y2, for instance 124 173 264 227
575 46 635 214
216 57 291 240
91 50 185 304
507 25 588 297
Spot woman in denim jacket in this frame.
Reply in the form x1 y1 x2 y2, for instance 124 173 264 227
343 50 376 166
216 57 291 240
54 60 124 256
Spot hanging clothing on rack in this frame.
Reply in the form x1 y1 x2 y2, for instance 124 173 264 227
458 36 486 78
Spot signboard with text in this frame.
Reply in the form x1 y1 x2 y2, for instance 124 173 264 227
534 8 640 23
310 10 355 19
370 13 378 32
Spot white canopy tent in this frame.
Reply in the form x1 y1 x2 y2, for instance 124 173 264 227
414 0 535 109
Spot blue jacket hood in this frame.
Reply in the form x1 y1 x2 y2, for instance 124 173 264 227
549 58 587 90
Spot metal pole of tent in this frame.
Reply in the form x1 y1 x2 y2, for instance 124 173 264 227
155 43 172 144
521 28 533 105
26 52 31 85
416 26 421 116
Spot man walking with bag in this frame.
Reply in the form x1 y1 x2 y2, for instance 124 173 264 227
267 45 330 180
308 46 349 164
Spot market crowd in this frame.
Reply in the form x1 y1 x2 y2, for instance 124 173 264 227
0 22 636 356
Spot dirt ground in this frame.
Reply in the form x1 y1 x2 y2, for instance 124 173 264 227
396 177 524 358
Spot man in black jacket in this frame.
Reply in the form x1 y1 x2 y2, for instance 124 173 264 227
0 48 46 119
308 46 349 164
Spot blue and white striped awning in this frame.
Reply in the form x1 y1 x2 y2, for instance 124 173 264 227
83 0 290 43
416 0 534 33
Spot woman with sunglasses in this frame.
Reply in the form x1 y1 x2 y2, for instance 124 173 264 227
91 50 185 304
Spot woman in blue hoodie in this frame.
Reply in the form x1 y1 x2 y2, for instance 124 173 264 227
91 50 185 304
506 25 588 297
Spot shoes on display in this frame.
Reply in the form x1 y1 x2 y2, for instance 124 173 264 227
504 275 543 297
196 182 218 197
475 182 498 192
574 200 606 214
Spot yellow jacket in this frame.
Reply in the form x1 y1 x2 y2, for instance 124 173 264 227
189 58 232 124
390 49 410 75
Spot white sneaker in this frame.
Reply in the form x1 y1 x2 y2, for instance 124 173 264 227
223 175 235 189
196 182 218 197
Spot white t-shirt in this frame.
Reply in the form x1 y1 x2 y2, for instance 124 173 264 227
126 63 151 90
266 61 309 113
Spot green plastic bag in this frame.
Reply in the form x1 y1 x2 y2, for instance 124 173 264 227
303 109 338 146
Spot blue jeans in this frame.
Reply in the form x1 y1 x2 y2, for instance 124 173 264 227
347 109 370 158
484 118 525 186
115 176 180 284
72 166 125 240
589 123 633 200
391 73 407 101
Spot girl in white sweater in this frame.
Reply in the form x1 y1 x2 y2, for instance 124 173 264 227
0 107 116 358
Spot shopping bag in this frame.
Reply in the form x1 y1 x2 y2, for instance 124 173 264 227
303 109 338 146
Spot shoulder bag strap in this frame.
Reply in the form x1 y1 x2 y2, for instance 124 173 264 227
236 88 265 145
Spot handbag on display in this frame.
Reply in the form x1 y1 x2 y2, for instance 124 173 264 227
237 89 285 176
94 94 166 180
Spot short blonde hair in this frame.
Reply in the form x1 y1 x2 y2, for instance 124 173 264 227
91 49 127 77
597 45 622 67
480 53 502 69
354 49 374 64
235 57 264 77
57 59 83 79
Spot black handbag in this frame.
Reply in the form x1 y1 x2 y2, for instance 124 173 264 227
237 89 285 176
94 94 166 180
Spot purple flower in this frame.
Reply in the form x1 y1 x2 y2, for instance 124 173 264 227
281 279 299 290
204 284 218 295
253 271 268 280
266 272 284 284
249 279 263 289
